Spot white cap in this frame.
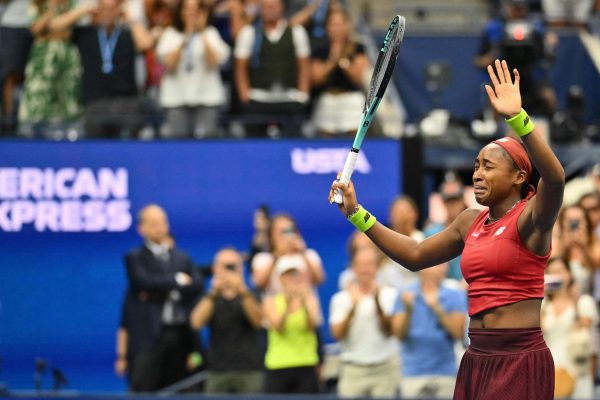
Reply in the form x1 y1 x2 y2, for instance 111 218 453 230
275 254 307 275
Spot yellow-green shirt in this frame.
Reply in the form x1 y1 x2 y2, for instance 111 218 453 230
265 294 319 370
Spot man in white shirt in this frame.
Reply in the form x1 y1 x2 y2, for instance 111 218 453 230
329 246 400 398
234 0 311 137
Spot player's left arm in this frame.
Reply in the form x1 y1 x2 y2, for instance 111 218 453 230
520 127 565 231
485 60 564 253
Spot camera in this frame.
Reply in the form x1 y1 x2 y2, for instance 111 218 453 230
544 274 564 294
282 227 297 237
225 263 237 272
502 20 537 69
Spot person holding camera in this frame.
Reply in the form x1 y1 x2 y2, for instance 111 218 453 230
474 0 557 118
553 204 600 295
248 204 271 267
542 257 598 399
190 247 264 394
252 213 325 296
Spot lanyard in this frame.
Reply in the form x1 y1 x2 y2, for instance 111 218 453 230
184 33 198 72
312 0 328 38
98 26 122 74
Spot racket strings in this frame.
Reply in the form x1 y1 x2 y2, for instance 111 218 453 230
365 22 403 110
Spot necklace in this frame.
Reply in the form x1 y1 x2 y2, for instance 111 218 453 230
487 199 522 223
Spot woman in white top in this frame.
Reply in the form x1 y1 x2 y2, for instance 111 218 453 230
156 0 230 138
251 213 325 295
542 257 598 399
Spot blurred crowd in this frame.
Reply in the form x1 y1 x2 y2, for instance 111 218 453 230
0 0 374 139
116 163 600 399
1 0 600 140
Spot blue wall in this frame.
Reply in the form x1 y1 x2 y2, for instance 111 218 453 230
393 32 600 123
0 140 401 392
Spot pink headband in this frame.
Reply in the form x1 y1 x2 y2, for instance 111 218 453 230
492 137 532 181
492 137 535 198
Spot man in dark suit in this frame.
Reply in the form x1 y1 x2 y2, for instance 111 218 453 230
122 204 203 392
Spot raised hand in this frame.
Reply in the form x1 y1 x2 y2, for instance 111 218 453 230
422 288 439 310
485 59 522 118
401 291 415 310
348 282 362 304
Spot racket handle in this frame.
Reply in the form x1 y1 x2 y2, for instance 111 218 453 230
333 150 359 204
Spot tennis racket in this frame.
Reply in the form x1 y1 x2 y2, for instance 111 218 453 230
333 15 405 204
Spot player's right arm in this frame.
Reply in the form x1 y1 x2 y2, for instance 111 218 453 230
366 211 474 271
330 179 479 271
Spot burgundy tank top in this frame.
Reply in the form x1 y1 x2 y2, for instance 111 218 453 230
461 200 550 316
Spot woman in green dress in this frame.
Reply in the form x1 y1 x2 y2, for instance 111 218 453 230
18 0 91 138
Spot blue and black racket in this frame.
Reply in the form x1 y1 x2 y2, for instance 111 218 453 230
333 15 406 204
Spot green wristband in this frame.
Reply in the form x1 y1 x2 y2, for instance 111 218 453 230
505 108 534 137
347 205 376 233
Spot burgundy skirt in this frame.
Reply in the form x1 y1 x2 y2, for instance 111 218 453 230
454 327 554 400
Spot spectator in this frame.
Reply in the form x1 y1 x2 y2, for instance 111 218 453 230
564 162 600 206
212 0 261 41
156 0 230 138
378 195 425 288
329 246 399 398
310 6 367 137
18 0 86 138
425 179 468 282
553 204 600 295
251 213 325 295
262 255 322 393
578 192 600 239
50 0 154 138
0 0 32 135
190 247 264 394
542 0 595 29
234 0 311 137
542 257 598 399
114 233 198 388
248 204 271 266
138 0 177 138
337 230 379 290
284 0 331 40
123 204 203 391
388 195 425 241
473 0 557 118
593 163 600 194
392 263 467 399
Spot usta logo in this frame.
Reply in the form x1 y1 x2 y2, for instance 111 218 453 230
291 148 372 175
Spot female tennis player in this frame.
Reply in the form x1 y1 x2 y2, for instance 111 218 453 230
329 59 565 399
